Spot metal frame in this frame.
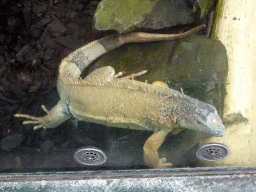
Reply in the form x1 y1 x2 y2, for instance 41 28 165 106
1 167 256 191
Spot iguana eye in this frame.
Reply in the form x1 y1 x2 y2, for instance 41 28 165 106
197 120 202 124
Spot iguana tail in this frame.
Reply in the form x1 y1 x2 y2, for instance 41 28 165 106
59 24 205 80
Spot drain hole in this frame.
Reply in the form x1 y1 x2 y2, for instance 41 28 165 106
74 147 107 166
196 143 229 161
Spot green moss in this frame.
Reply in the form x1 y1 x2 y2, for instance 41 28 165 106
222 113 249 126
211 0 224 40
94 0 157 32
94 0 195 32
194 0 216 19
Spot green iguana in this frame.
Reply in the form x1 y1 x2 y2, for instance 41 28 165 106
15 24 225 168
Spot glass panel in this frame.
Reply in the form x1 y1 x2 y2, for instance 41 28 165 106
0 0 253 173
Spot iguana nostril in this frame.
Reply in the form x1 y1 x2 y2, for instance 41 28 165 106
196 143 229 161
74 147 107 166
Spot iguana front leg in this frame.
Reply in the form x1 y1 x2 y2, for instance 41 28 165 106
14 100 71 130
143 129 172 168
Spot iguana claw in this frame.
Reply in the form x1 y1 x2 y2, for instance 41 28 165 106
156 158 173 168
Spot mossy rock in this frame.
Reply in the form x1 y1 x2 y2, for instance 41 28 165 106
91 35 227 93
169 34 227 82
94 0 195 32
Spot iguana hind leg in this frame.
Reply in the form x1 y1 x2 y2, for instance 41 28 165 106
143 129 172 168
14 100 70 130
84 66 116 83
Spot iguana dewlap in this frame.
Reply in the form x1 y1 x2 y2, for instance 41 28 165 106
15 24 225 168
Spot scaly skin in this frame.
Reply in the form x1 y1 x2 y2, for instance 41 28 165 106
15 25 225 168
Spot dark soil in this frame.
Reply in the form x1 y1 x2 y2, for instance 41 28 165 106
0 0 101 135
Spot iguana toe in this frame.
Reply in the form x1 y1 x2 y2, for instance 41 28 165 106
156 158 173 168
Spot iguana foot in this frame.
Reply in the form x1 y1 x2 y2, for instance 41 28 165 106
143 129 173 168
156 158 173 168
14 105 51 130
14 102 71 130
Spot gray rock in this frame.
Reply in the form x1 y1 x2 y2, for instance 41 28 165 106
1 133 25 151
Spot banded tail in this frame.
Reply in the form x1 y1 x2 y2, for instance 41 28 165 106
59 24 206 80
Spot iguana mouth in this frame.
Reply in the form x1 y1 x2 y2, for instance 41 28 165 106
206 113 225 136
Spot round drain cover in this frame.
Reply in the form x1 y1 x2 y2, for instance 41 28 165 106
74 147 107 166
196 143 229 161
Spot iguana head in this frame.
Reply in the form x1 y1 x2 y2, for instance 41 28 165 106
175 97 225 137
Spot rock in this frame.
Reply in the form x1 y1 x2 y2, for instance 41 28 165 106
94 0 196 32
16 44 32 63
169 35 227 82
48 19 67 37
94 0 156 32
0 133 25 151
141 0 194 29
